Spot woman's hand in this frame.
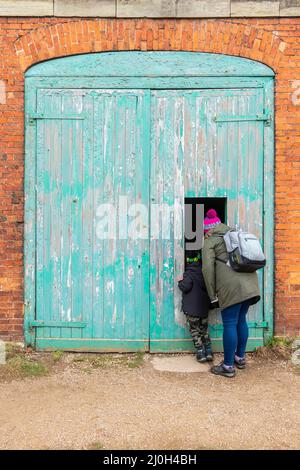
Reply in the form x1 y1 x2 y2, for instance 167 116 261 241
204 231 213 239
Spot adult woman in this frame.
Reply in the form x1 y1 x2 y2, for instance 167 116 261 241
201 209 260 378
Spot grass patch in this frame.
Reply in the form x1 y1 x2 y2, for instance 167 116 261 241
0 342 62 382
73 354 121 369
255 336 294 361
293 366 300 375
72 352 145 370
72 355 86 362
51 350 64 363
127 352 144 368
1 345 146 382
87 441 104 450
265 336 294 349
1 355 48 380
5 342 24 360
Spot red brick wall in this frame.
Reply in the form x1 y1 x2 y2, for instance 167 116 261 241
0 17 299 340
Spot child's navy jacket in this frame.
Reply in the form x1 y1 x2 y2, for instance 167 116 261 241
178 261 211 318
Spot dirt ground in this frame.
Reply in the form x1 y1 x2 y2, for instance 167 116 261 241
0 348 300 450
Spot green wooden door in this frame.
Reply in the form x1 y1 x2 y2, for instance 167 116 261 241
150 88 266 352
25 52 274 352
34 88 150 351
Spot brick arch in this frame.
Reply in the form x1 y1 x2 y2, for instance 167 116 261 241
14 19 287 73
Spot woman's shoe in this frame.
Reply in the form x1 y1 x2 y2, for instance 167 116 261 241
234 356 246 369
196 347 207 363
211 362 236 378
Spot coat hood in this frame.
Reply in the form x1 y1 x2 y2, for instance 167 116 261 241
209 223 231 236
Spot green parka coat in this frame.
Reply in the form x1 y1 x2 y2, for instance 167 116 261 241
202 223 261 310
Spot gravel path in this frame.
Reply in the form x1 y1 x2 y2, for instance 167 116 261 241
0 353 299 450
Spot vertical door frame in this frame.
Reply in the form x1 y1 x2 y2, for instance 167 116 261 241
263 78 275 341
24 52 275 348
24 79 37 346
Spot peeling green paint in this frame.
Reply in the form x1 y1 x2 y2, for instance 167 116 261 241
24 52 274 352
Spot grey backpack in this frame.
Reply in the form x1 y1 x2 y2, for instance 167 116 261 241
219 229 266 273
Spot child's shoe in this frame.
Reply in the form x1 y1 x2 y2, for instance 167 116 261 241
204 342 213 362
234 355 246 369
211 362 236 378
196 347 207 363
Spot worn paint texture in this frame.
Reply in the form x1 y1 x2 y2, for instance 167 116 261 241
0 18 299 345
24 52 273 351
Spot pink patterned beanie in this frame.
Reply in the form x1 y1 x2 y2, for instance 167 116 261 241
203 209 221 234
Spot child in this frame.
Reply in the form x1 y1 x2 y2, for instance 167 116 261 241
178 251 213 363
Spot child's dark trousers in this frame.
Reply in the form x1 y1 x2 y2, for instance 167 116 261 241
186 314 211 349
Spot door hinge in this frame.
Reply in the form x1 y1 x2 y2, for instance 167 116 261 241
213 113 272 126
27 117 36 126
26 113 86 124
30 321 87 328
255 321 269 328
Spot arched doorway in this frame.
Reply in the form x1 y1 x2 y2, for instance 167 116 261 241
24 52 274 351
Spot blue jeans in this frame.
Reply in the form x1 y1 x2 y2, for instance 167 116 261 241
221 300 250 367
